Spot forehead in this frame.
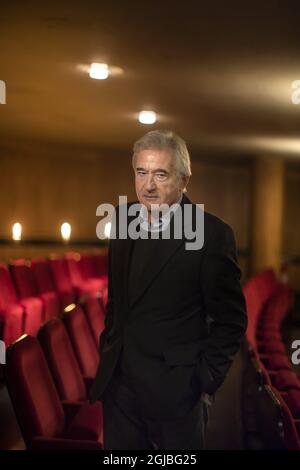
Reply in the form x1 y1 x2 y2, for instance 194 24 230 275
135 148 175 170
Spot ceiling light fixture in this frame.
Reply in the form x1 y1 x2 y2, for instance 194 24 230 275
138 110 157 125
89 63 109 80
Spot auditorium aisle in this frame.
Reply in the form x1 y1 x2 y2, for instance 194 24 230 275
205 350 245 449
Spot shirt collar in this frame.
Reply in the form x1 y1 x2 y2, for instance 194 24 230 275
139 194 183 233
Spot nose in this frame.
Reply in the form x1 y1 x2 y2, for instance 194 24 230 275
145 173 156 192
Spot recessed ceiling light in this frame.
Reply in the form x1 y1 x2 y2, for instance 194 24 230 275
89 63 109 80
138 110 157 124
78 63 123 78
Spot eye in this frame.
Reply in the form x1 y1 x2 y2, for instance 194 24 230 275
137 170 147 177
156 173 167 180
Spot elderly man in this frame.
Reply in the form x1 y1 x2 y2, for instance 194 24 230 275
90 130 247 450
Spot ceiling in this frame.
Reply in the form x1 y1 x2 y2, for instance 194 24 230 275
1 0 300 159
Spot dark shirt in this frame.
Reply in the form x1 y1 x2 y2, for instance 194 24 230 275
120 225 165 388
117 214 177 391
128 233 162 307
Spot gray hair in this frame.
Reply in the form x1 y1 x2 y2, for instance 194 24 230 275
132 130 192 177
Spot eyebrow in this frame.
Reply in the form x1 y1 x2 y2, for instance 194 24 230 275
136 167 169 173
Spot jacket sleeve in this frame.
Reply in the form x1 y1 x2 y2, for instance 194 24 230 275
194 221 248 395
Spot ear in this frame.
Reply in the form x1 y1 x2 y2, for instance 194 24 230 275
180 175 190 191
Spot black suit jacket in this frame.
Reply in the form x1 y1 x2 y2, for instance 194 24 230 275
90 194 247 420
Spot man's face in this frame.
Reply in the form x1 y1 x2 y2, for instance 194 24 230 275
134 148 189 211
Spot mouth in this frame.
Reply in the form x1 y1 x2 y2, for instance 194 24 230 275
143 195 158 199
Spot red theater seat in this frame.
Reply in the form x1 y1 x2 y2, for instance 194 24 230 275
63 304 99 378
65 252 103 300
243 269 298 448
78 253 96 279
262 353 292 371
48 256 76 308
272 370 300 392
258 340 286 355
255 269 278 304
38 318 93 402
283 390 300 419
10 260 59 321
0 302 23 347
81 296 105 347
0 263 40 340
5 335 102 449
258 331 281 342
78 254 107 295
244 280 263 351
92 253 108 277
31 258 56 293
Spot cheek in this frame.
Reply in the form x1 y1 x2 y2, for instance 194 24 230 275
165 182 177 195
135 180 142 192
159 184 173 200
164 184 180 202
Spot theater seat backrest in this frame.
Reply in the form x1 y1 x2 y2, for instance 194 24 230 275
48 257 73 293
6 335 64 444
63 305 99 377
38 319 86 402
92 253 108 277
31 258 56 293
0 263 18 307
10 261 38 299
65 253 84 288
82 297 105 347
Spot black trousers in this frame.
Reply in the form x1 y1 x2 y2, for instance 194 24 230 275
102 365 210 450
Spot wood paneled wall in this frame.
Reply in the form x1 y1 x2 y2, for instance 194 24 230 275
283 163 300 289
0 142 135 240
8 140 300 287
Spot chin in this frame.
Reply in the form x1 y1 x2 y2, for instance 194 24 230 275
141 197 160 208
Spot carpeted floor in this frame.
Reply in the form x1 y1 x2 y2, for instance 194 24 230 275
205 350 245 449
